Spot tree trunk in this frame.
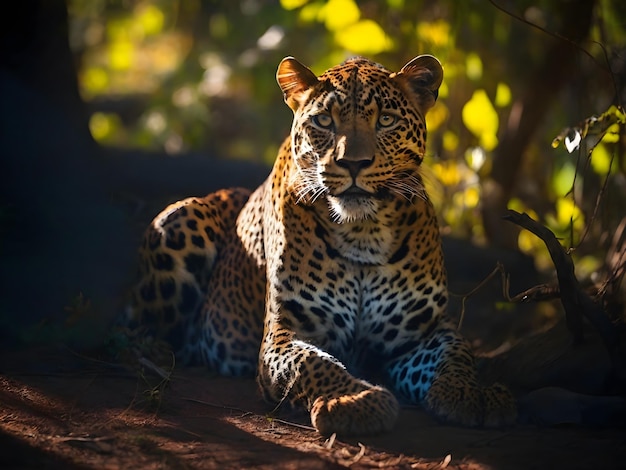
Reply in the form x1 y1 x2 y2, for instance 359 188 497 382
481 0 597 249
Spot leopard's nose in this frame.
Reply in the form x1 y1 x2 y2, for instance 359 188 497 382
335 156 374 179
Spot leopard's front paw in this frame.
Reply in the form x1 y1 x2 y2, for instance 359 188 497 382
425 375 516 427
310 385 399 437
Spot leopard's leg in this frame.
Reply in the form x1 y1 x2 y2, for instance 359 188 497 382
257 195 398 436
258 282 399 437
127 188 264 372
386 323 517 427
258 329 399 436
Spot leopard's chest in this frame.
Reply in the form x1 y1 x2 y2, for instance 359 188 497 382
293 250 441 362
266 188 444 358
313 199 403 266
327 223 400 266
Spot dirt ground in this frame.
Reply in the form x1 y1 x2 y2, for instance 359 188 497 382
1 346 625 470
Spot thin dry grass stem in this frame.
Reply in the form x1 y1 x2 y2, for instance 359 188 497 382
499 262 560 303
181 396 248 414
454 264 501 331
324 432 336 449
181 397 317 431
138 357 172 381
439 454 452 468
349 442 366 464
268 417 316 431
598 217 626 299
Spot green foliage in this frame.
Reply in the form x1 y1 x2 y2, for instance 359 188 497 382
462 89 499 151
68 0 625 277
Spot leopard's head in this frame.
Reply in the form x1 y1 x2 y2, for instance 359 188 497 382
277 55 443 223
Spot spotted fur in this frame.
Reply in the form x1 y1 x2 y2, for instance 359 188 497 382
125 55 517 436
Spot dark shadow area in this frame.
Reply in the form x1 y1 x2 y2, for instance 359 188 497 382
0 0 269 351
0 429 91 470
2 347 626 469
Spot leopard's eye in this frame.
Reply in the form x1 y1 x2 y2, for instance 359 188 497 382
377 113 398 128
312 113 333 129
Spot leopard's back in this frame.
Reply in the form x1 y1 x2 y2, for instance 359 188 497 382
126 187 266 373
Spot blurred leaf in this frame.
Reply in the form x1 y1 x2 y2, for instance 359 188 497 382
209 14 230 38
334 20 393 54
551 162 575 196
82 66 109 94
438 80 449 99
518 229 552 270
494 82 511 107
425 102 448 132
590 142 615 175
574 255 603 280
432 160 462 186
89 112 120 141
281 0 311 10
136 4 164 36
553 197 583 231
508 199 553 269
299 1 324 22
108 40 134 70
462 186 480 208
106 17 132 41
320 0 360 31
416 19 451 47
462 89 498 151
465 52 483 81
442 130 458 152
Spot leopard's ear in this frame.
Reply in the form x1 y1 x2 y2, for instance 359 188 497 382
393 55 443 113
276 57 319 111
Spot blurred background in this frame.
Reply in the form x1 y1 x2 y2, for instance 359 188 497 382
70 0 624 262
1 0 624 348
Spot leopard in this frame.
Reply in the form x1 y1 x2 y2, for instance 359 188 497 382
124 54 517 436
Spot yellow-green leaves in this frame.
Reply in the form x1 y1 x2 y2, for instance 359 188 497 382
552 162 576 197
465 52 482 81
494 82 511 107
89 112 120 142
320 0 360 31
335 20 393 54
462 89 499 151
425 102 448 132
136 4 165 36
590 143 614 175
283 0 392 54
108 40 134 71
280 0 310 10
416 20 451 47
82 67 109 94
552 104 625 152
